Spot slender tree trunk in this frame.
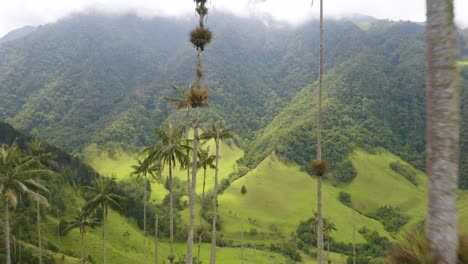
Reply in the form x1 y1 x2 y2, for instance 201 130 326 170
37 201 42 264
5 204 11 264
143 173 147 264
186 107 191 198
103 207 107 264
316 0 324 263
169 163 174 263
353 210 356 264
155 215 159 264
197 167 207 262
187 107 200 264
210 136 220 264
80 229 85 264
327 232 330 264
241 224 244 264
425 0 460 263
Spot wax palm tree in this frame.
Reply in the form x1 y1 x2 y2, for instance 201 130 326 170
0 143 50 264
142 123 191 263
310 0 326 263
83 176 123 264
164 85 192 196
187 1 213 262
323 217 337 264
130 159 159 264
27 138 56 264
200 122 233 264
425 0 461 262
195 146 216 262
63 209 100 264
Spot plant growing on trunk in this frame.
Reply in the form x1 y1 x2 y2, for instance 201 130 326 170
187 0 213 263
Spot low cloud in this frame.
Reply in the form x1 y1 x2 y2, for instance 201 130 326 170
0 0 467 37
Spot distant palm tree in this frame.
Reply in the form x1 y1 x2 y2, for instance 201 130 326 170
27 139 56 264
142 123 191 263
63 209 100 264
84 176 123 264
195 146 216 261
164 85 192 196
131 159 159 264
314 0 326 263
200 122 233 264
323 217 337 264
425 0 461 262
0 143 50 264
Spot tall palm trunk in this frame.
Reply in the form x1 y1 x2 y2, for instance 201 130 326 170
103 207 107 264
187 107 200 264
169 162 174 263
143 172 147 264
5 204 11 264
186 107 191 197
327 231 330 264
425 0 460 263
155 215 159 264
80 228 85 264
37 201 43 264
197 166 207 262
353 209 356 264
210 136 220 264
316 0 324 263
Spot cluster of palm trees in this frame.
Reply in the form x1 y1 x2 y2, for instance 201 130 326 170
133 112 232 264
1 141 53 264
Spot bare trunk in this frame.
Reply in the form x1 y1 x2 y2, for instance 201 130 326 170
425 0 460 263
187 107 200 264
103 208 107 264
197 167 207 262
241 225 245 264
210 136 220 264
155 215 159 264
37 201 42 264
80 228 85 264
186 107 191 198
143 173 147 264
316 0 324 263
327 231 330 264
5 204 11 264
353 210 356 264
169 162 174 263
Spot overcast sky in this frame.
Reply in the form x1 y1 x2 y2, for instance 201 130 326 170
0 0 467 38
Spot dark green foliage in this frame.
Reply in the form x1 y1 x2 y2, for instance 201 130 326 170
241 185 247 195
369 205 409 233
389 161 418 185
346 255 371 264
269 242 302 261
296 217 390 259
338 192 352 207
329 160 357 184
387 230 468 264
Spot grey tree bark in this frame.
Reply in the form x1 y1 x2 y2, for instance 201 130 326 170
316 0 324 263
169 162 174 263
37 201 43 264
210 135 220 264
143 172 147 264
425 0 460 263
103 206 107 264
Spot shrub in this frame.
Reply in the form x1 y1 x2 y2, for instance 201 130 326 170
387 230 468 263
339 191 352 207
241 185 247 195
389 161 418 185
